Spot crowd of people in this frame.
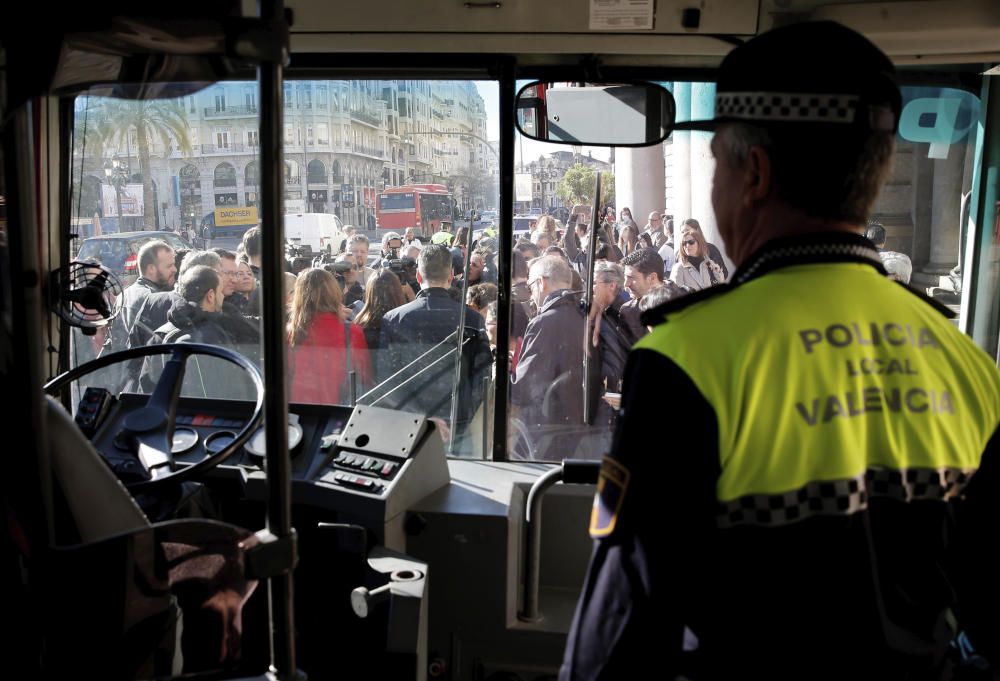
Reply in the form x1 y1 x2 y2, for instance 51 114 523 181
92 194 745 462
88 199 922 462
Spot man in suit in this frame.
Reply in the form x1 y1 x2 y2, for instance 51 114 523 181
378 244 491 452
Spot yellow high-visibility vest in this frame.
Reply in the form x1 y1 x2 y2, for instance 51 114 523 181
637 262 1000 523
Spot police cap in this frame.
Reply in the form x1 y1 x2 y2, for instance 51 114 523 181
674 21 900 133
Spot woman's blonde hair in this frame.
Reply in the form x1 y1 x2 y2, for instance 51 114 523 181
618 224 637 253
535 215 558 239
287 267 343 347
677 224 709 266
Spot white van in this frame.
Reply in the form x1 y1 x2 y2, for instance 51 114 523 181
283 213 345 254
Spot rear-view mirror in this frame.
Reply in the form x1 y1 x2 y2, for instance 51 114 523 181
515 81 675 146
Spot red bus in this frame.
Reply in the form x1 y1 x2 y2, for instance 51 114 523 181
377 183 452 237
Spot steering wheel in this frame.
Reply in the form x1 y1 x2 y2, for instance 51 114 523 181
44 343 264 493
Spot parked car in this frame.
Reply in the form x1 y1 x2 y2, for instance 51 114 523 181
75 230 193 287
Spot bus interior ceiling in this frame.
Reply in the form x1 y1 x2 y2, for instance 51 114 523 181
1 1 999 680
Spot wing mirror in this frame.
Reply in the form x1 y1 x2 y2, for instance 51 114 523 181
515 81 675 146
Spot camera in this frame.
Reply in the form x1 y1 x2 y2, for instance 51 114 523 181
285 242 315 274
381 256 417 287
323 260 355 275
321 258 364 306
384 256 416 276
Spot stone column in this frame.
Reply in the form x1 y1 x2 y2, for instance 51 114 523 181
917 145 965 293
614 145 665 228
668 82 692 224
689 82 726 266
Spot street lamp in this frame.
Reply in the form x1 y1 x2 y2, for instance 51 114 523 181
104 156 129 231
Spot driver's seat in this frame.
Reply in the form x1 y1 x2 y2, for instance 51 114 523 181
37 397 264 679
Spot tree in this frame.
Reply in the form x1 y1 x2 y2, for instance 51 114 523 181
556 163 615 208
82 96 193 230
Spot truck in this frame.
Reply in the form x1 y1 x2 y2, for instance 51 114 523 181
201 206 260 239
283 212 346 255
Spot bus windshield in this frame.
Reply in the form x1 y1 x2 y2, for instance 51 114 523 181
379 193 415 211
420 194 452 223
65 75 990 463
68 78 500 458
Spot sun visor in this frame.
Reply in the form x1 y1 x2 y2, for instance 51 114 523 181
2 3 288 109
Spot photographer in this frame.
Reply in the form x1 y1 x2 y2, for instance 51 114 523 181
379 232 404 261
319 253 365 310
377 231 419 301
285 242 314 275
378 255 418 302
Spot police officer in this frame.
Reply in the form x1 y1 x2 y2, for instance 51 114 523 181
430 218 454 246
560 21 1000 681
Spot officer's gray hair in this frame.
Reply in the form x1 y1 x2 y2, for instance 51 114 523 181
179 250 222 276
594 260 624 292
718 123 772 168
529 254 573 290
716 120 894 223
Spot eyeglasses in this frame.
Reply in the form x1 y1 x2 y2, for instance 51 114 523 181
527 276 546 290
683 239 697 247
233 272 252 279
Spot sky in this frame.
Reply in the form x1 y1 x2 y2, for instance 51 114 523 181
475 82 613 169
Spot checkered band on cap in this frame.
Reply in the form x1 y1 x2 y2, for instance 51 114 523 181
715 92 859 125
717 467 975 529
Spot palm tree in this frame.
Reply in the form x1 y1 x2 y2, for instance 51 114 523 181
80 96 193 230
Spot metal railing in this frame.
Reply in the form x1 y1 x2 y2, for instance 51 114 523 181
203 105 259 118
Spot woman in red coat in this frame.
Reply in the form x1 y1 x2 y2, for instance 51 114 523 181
287 268 372 404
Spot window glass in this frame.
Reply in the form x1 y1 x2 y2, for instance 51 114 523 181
69 79 501 460
328 79 499 460
506 79 985 461
69 87 264 403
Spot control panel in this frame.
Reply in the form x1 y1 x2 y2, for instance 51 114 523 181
85 393 450 547
269 404 451 546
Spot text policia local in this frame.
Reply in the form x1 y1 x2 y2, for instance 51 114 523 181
793 321 953 426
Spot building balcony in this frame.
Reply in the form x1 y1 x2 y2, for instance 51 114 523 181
199 143 249 154
203 105 258 119
350 109 383 127
349 145 386 160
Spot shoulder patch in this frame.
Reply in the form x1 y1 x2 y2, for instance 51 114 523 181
894 280 957 319
639 283 732 328
589 456 631 538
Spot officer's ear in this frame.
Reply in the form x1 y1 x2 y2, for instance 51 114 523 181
745 146 772 203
